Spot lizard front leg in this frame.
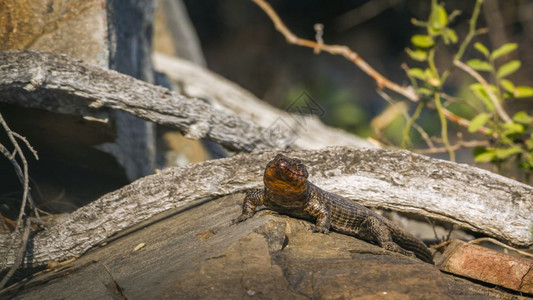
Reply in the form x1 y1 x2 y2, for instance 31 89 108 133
233 189 264 224
304 197 331 234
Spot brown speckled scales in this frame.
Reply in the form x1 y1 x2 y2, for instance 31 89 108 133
237 184 434 264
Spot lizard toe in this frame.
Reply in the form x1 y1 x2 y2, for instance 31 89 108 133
311 225 330 234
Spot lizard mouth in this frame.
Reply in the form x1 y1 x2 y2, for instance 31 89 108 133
264 154 308 195
264 154 309 186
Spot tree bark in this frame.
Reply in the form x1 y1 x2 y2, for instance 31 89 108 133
152 52 374 150
1 147 531 269
0 50 288 151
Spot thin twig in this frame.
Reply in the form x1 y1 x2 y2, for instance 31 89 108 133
251 0 419 102
376 90 434 149
0 113 39 284
313 23 324 54
0 217 31 290
415 139 489 154
0 115 30 231
11 132 39 160
446 224 454 241
468 237 533 258
429 240 452 250
454 60 512 123
434 92 455 161
0 144 39 216
425 217 441 242
436 105 497 137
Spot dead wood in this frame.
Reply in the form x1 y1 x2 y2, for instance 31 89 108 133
1 147 531 270
152 52 374 149
0 50 288 152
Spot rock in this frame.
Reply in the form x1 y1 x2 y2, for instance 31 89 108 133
438 239 533 294
4 195 527 299
0 0 109 66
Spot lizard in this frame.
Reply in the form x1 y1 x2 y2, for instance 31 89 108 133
233 153 434 264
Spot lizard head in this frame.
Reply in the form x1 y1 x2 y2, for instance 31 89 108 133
263 154 308 195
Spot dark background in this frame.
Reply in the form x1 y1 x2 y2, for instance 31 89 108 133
184 0 533 149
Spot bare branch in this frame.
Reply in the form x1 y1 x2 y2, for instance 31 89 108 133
252 0 497 138
0 50 289 152
11 132 38 160
0 114 39 231
251 0 419 102
415 140 490 154
468 237 533 259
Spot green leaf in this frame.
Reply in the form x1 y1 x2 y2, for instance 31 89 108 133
469 83 494 111
499 79 515 93
468 113 491 133
408 68 427 80
424 68 440 86
495 147 523 160
466 59 493 72
411 35 435 48
474 149 496 163
405 48 427 61
503 122 525 136
443 28 458 44
429 3 448 30
514 86 533 98
474 42 490 57
497 60 521 78
527 136 533 151
512 111 533 125
521 154 533 170
491 43 518 60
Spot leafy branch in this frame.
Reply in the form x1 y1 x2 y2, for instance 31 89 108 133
404 0 533 174
251 0 484 138
252 0 533 178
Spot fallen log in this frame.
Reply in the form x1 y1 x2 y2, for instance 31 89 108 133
0 50 288 151
1 147 531 269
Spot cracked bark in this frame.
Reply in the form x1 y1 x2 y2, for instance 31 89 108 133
0 50 288 151
0 147 531 270
99 262 127 299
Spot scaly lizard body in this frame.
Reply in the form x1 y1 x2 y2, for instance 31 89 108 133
234 154 433 264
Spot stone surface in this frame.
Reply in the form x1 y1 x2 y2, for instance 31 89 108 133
3 195 527 299
438 239 533 294
0 0 108 66
0 0 157 212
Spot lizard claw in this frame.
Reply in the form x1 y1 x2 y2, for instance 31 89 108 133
311 225 329 234
231 213 251 225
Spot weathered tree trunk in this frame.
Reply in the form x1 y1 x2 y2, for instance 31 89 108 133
0 50 288 151
1 147 531 269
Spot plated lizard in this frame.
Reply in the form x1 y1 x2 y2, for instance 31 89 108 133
233 153 434 264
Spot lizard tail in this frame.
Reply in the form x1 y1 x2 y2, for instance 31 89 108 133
391 228 434 264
